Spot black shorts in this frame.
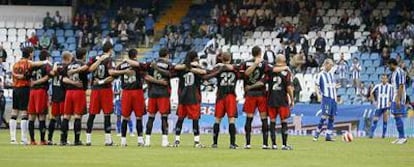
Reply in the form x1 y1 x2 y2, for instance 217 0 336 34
13 87 30 110
145 29 154 36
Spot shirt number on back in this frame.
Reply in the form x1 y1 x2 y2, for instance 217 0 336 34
249 69 260 83
95 65 105 78
184 72 195 86
220 72 236 86
123 70 137 84
272 76 282 90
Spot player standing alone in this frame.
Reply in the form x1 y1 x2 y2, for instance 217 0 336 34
388 59 407 144
369 74 393 138
314 59 338 141
264 54 294 150
85 42 115 146
27 50 52 145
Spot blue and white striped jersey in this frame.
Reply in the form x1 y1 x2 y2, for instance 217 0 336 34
316 71 337 101
350 62 361 79
336 62 348 79
372 83 393 109
390 67 406 104
113 78 122 101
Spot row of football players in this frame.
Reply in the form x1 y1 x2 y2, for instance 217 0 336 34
10 43 294 149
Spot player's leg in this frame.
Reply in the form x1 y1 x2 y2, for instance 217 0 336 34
227 94 237 149
326 115 335 141
128 119 134 136
189 104 203 148
28 114 37 145
268 107 277 149
157 97 170 146
382 110 388 138
279 107 292 150
391 102 407 144
228 117 237 149
212 117 221 148
120 115 130 147
145 113 155 146
314 97 328 141
86 90 99 145
132 90 145 146
60 114 71 145
136 117 144 146
72 90 86 146
19 88 30 144
243 96 254 149
370 109 383 138
48 102 59 144
174 104 186 147
115 100 122 136
38 113 47 145
102 88 114 146
258 97 269 149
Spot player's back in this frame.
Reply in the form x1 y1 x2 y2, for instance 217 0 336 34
30 64 51 89
177 69 202 104
148 59 172 98
240 59 268 96
267 69 292 107
215 67 238 99
88 56 113 89
12 59 31 87
118 61 145 90
65 60 88 90
317 71 336 100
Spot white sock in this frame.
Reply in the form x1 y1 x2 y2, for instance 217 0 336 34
175 135 180 141
86 133 91 143
137 136 144 143
162 135 169 145
121 137 127 145
9 119 17 141
105 134 112 143
194 135 200 143
20 120 28 143
145 135 151 143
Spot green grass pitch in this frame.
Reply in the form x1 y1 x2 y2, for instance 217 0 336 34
0 131 412 167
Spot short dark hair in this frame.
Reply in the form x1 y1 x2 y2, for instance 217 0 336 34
184 51 198 69
159 48 169 58
252 46 261 57
128 49 138 59
76 48 87 60
22 47 34 58
39 50 50 61
388 58 398 66
103 42 113 53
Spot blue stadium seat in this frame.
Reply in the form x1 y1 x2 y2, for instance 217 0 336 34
56 29 64 37
57 36 65 44
366 67 375 74
337 88 346 95
52 50 60 57
370 53 379 60
114 44 123 53
36 29 44 37
68 44 76 51
66 37 76 44
363 60 372 67
88 50 97 58
45 29 55 36
361 74 369 81
372 60 380 67
159 38 167 45
64 30 74 37
361 53 369 60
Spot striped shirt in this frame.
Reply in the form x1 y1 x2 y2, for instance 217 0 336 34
350 62 361 79
390 67 406 104
371 83 393 109
336 62 348 79
113 79 122 101
316 70 337 101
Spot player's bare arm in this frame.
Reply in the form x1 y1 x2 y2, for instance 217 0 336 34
245 81 264 92
62 77 82 88
201 66 223 80
12 70 24 79
272 66 290 73
124 59 140 67
108 68 130 76
68 65 88 75
30 75 49 87
396 84 404 108
244 59 261 76
151 63 172 77
29 60 50 67
88 54 110 72
288 85 295 107
144 75 168 86
93 76 114 86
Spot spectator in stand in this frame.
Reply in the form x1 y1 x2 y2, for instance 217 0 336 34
190 19 200 37
345 29 355 45
72 14 80 29
207 19 218 36
0 45 6 62
263 45 276 65
380 47 391 66
223 23 232 44
350 57 362 93
204 35 218 69
405 46 414 60
314 32 326 53
285 41 296 66
337 95 344 105
293 76 302 103
118 20 129 43
218 10 229 33
166 32 177 55
231 19 243 45
50 33 60 50
239 12 250 31
77 31 88 48
183 33 193 51
336 53 349 87
291 52 306 73
144 14 155 48
348 13 361 30
53 11 63 28
199 20 208 37
305 55 319 69
109 19 118 37
39 34 51 50
102 35 113 45
43 12 54 29
28 32 39 48
210 4 219 21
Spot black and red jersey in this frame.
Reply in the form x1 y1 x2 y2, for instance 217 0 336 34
51 63 67 102
266 69 292 107
211 65 240 100
177 69 202 105
64 60 88 90
239 59 271 96
117 61 147 90
30 64 51 90
87 55 114 89
147 58 174 98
